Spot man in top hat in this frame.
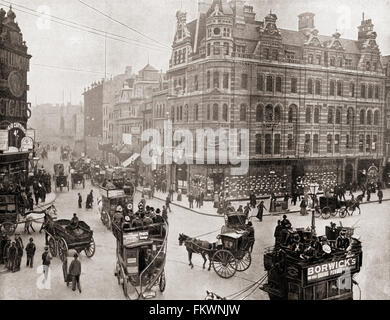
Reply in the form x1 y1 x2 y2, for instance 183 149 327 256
68 253 82 293
25 238 36 268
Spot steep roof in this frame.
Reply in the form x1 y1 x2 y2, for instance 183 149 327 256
141 64 158 72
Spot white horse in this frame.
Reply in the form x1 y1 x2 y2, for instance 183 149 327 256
24 204 58 233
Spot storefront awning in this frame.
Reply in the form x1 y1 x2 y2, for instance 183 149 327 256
122 153 140 167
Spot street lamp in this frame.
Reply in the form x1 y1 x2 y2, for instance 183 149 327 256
308 182 319 209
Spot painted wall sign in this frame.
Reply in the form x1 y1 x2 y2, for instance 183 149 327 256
20 136 33 151
0 98 31 119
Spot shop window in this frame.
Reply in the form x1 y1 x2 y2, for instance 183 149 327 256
305 107 311 123
256 105 264 122
313 134 319 153
257 74 264 91
328 108 334 124
274 134 281 154
330 80 335 96
255 134 262 154
315 282 327 300
359 134 364 152
335 134 340 153
291 78 297 93
367 110 373 125
265 134 272 154
307 79 313 94
213 103 218 121
360 109 365 125
366 135 371 152
241 73 248 89
314 107 320 124
328 280 339 298
266 105 273 122
336 108 341 124
304 286 314 300
274 105 281 122
222 104 228 121
327 134 333 153
315 80 321 95
287 134 294 151
240 104 247 121
338 275 352 295
213 71 220 88
374 110 380 125
266 75 273 92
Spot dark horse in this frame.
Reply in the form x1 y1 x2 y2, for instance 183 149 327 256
178 233 214 270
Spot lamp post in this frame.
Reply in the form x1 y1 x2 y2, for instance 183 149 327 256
309 182 319 209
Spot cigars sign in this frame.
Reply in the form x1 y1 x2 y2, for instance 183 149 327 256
306 256 358 283
0 98 31 119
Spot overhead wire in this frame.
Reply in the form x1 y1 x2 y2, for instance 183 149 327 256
78 0 171 49
31 63 111 76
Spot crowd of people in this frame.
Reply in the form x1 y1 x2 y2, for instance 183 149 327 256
0 233 35 272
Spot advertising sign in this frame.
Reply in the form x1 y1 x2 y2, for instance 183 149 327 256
0 130 8 151
306 255 358 283
20 136 34 151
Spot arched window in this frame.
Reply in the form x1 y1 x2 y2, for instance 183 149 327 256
212 103 219 121
328 108 334 124
240 104 247 121
194 104 199 121
213 71 220 88
305 106 311 123
337 81 343 96
360 109 365 125
368 85 373 98
374 110 380 125
367 110 373 125
330 80 335 95
288 105 296 123
276 76 282 92
336 108 341 124
274 105 281 122
314 107 320 123
256 105 264 122
315 80 321 95
255 134 262 154
308 79 313 94
265 104 273 122
222 104 228 121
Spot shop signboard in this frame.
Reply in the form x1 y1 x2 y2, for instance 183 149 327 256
0 130 8 151
20 136 33 151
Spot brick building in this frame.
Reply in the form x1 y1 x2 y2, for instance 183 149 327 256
167 0 386 199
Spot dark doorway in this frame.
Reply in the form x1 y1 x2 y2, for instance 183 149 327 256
345 164 353 185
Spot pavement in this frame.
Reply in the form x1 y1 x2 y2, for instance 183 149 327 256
139 187 390 218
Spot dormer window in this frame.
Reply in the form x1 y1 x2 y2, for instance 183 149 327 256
366 61 371 71
308 54 313 64
338 58 343 67
316 55 321 65
330 57 335 66
264 48 270 60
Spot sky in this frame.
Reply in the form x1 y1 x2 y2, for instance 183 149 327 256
1 0 390 106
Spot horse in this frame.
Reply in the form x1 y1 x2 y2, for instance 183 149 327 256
178 233 214 270
205 290 226 300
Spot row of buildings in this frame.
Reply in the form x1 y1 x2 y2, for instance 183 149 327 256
83 0 390 200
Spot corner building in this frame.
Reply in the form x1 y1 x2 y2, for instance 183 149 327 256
167 0 385 199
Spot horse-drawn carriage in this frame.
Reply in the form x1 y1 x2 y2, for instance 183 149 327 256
44 216 95 262
91 165 106 186
60 150 69 162
178 227 254 279
53 163 69 192
70 170 85 189
112 215 168 299
314 196 360 219
0 193 24 235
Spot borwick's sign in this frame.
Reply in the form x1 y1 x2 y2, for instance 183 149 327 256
306 256 358 282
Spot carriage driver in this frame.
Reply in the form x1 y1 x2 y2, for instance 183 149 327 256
70 214 79 229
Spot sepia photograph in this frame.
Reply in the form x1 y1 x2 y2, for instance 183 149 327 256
0 0 390 307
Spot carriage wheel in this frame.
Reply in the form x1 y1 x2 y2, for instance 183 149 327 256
58 238 68 262
115 262 122 285
321 207 331 219
236 251 252 272
339 208 348 218
84 237 96 258
48 237 57 257
159 269 166 292
212 250 237 279
1 222 17 236
331 209 338 217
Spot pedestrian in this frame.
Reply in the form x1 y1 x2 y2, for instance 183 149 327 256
199 191 204 208
15 234 24 271
40 183 47 203
188 193 193 209
177 189 182 202
165 196 171 213
300 198 307 216
256 201 266 222
68 253 82 293
274 220 283 247
34 184 40 206
378 189 383 204
25 238 36 268
0 234 8 265
162 205 168 222
8 242 17 272
78 193 82 209
244 203 251 217
366 189 371 202
42 247 52 283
